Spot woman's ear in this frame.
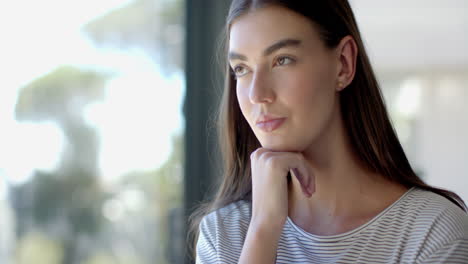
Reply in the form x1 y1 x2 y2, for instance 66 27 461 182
335 35 358 91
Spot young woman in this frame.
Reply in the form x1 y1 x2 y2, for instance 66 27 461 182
191 0 468 263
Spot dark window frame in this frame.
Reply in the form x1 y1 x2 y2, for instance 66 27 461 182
183 1 231 263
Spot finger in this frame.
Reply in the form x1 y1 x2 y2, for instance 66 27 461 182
306 169 316 194
291 168 313 197
298 160 315 195
251 150 316 197
250 148 269 161
285 154 315 197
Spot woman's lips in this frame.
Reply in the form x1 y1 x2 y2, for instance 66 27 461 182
255 118 286 132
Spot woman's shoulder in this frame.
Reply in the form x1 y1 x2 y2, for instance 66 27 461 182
399 187 468 238
397 187 468 262
197 200 251 260
406 187 467 218
201 199 252 230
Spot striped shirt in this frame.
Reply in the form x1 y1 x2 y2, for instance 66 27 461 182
196 187 468 263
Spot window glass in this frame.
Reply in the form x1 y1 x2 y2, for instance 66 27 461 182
0 0 185 263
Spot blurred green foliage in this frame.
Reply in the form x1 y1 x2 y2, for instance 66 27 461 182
15 232 64 264
11 0 185 263
84 0 184 74
15 66 110 122
12 65 108 263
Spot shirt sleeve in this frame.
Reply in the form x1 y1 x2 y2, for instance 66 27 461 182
195 216 218 264
419 238 468 264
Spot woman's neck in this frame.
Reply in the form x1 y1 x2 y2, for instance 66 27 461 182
287 107 407 235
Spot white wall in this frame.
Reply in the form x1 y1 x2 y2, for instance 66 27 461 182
350 1 468 203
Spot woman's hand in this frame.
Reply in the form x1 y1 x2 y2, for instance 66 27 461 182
239 148 315 263
249 148 315 230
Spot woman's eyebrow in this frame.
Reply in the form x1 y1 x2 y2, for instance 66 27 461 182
228 38 302 61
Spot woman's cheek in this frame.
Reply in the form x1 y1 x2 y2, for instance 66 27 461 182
282 76 315 104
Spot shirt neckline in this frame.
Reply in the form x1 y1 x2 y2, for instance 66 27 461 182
285 186 416 242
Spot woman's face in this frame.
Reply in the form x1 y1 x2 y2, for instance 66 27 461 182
229 6 341 152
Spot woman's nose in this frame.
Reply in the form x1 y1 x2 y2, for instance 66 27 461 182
248 72 275 104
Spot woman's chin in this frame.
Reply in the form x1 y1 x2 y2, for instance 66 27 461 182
259 139 302 152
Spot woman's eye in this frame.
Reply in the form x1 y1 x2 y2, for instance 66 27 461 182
233 65 248 78
275 56 294 66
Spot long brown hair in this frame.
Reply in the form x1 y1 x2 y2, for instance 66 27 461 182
188 0 467 260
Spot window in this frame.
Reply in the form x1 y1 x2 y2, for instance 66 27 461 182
0 0 185 263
